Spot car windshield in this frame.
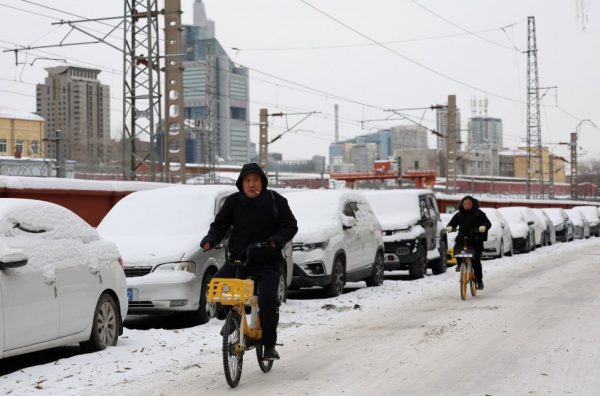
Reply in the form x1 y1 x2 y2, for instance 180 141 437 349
499 208 524 223
98 190 216 236
285 192 340 222
363 192 421 218
543 209 563 224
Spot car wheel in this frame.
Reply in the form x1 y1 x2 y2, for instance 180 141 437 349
408 245 427 280
366 252 384 287
522 235 531 253
325 256 345 297
431 239 447 275
81 293 120 353
530 233 536 251
506 241 514 257
187 269 216 325
277 266 288 303
497 240 504 259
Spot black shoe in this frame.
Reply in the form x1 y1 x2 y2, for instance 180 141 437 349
455 264 461 272
476 280 484 290
262 346 280 361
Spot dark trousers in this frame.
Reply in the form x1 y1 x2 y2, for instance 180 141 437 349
455 244 483 281
215 263 280 347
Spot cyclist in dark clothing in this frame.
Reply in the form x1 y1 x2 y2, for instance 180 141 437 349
446 195 491 290
201 162 298 361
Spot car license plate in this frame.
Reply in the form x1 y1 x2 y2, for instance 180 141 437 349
127 288 137 302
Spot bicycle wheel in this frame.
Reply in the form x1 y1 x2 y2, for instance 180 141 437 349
460 261 468 300
469 268 477 297
256 343 274 373
222 310 243 388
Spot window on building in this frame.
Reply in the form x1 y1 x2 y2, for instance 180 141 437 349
414 160 419 170
0 139 6 153
230 107 246 121
15 140 24 154
31 140 39 155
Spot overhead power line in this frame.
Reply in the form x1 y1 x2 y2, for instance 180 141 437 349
299 0 524 104
410 0 524 52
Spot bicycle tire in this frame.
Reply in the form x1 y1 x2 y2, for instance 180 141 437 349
460 261 468 300
469 268 477 297
256 343 274 373
222 310 243 388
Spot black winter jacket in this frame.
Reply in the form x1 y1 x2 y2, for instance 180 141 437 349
201 163 298 269
448 196 492 247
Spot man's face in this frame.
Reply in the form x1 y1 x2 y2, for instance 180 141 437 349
242 173 263 198
463 199 473 211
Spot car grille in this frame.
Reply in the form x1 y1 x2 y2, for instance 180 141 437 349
128 301 154 308
292 243 303 252
124 266 153 277
384 240 415 256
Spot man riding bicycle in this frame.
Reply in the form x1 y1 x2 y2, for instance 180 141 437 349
446 195 491 290
201 163 298 361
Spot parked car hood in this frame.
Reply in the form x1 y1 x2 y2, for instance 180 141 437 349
378 214 421 231
294 221 339 243
103 235 201 266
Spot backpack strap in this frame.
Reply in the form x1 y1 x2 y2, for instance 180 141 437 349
269 190 279 219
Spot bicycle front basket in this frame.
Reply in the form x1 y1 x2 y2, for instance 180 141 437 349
454 248 475 258
207 278 254 305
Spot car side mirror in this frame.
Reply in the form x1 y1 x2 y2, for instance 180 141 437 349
342 215 357 230
0 250 28 269
527 221 534 226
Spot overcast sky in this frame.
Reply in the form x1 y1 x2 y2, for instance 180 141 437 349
0 0 598 163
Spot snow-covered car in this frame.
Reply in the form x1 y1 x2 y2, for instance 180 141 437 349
573 206 600 237
498 207 536 253
283 190 384 297
0 198 127 359
532 208 556 246
362 189 447 279
98 185 293 323
440 213 457 265
542 208 574 242
480 208 514 258
565 208 591 239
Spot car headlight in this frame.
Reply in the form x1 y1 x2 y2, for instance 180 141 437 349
153 261 196 273
299 241 328 251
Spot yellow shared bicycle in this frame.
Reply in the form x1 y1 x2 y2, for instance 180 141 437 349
207 242 274 388
453 235 477 301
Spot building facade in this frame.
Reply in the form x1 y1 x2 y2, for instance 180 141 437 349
467 117 503 149
182 0 250 164
36 66 110 165
390 125 428 151
0 107 44 158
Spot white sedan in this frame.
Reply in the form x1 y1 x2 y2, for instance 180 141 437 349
0 199 127 359
480 208 514 258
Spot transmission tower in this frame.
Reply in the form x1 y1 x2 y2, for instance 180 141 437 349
123 0 162 181
526 16 544 199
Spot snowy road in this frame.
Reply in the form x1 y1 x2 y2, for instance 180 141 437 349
3 238 600 395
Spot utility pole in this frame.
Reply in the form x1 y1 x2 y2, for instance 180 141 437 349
526 16 544 199
43 130 66 178
446 94 457 193
548 153 555 199
206 42 216 183
334 104 339 143
570 132 578 199
259 108 269 174
163 0 186 183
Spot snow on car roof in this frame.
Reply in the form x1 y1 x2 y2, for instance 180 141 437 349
0 175 168 192
0 198 98 242
98 185 236 237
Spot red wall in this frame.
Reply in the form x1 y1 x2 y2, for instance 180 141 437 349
0 187 132 227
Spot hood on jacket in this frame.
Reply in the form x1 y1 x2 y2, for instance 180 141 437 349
235 162 269 192
458 195 480 212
